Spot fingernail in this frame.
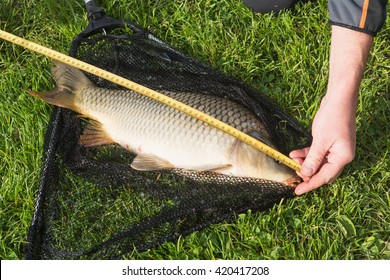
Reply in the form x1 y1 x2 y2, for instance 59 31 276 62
295 188 304 196
301 165 313 177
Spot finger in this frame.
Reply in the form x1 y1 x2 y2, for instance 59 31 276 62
296 171 311 182
291 157 304 165
300 143 328 177
294 181 312 195
290 156 309 181
294 162 344 195
289 147 310 159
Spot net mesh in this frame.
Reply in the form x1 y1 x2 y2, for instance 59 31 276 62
26 14 311 260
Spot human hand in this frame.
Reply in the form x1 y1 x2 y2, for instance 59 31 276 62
289 26 373 195
289 95 357 195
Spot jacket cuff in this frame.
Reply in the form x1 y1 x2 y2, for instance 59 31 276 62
328 0 388 37
328 20 377 37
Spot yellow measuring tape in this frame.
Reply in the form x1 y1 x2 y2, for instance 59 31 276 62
0 29 301 172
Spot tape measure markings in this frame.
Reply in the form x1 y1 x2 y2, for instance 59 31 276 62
0 29 301 172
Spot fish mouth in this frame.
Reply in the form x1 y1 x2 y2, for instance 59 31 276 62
281 175 302 188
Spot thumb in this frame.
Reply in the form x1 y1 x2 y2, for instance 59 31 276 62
300 142 328 177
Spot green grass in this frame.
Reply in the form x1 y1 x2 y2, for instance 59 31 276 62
0 0 389 260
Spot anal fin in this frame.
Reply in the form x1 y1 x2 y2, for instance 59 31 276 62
79 119 114 147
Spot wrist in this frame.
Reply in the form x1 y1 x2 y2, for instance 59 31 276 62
324 78 360 106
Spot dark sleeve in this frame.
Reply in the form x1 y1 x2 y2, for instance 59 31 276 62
328 0 388 36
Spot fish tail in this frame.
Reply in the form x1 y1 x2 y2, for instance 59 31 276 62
25 60 93 111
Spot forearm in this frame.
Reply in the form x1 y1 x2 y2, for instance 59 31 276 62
324 25 373 109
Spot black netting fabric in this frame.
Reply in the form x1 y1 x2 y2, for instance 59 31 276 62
26 11 311 260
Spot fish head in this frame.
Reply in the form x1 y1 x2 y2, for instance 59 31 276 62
256 156 302 187
233 141 301 187
277 166 302 187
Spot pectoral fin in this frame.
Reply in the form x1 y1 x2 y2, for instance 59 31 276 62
79 119 114 147
131 154 175 171
248 130 274 148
